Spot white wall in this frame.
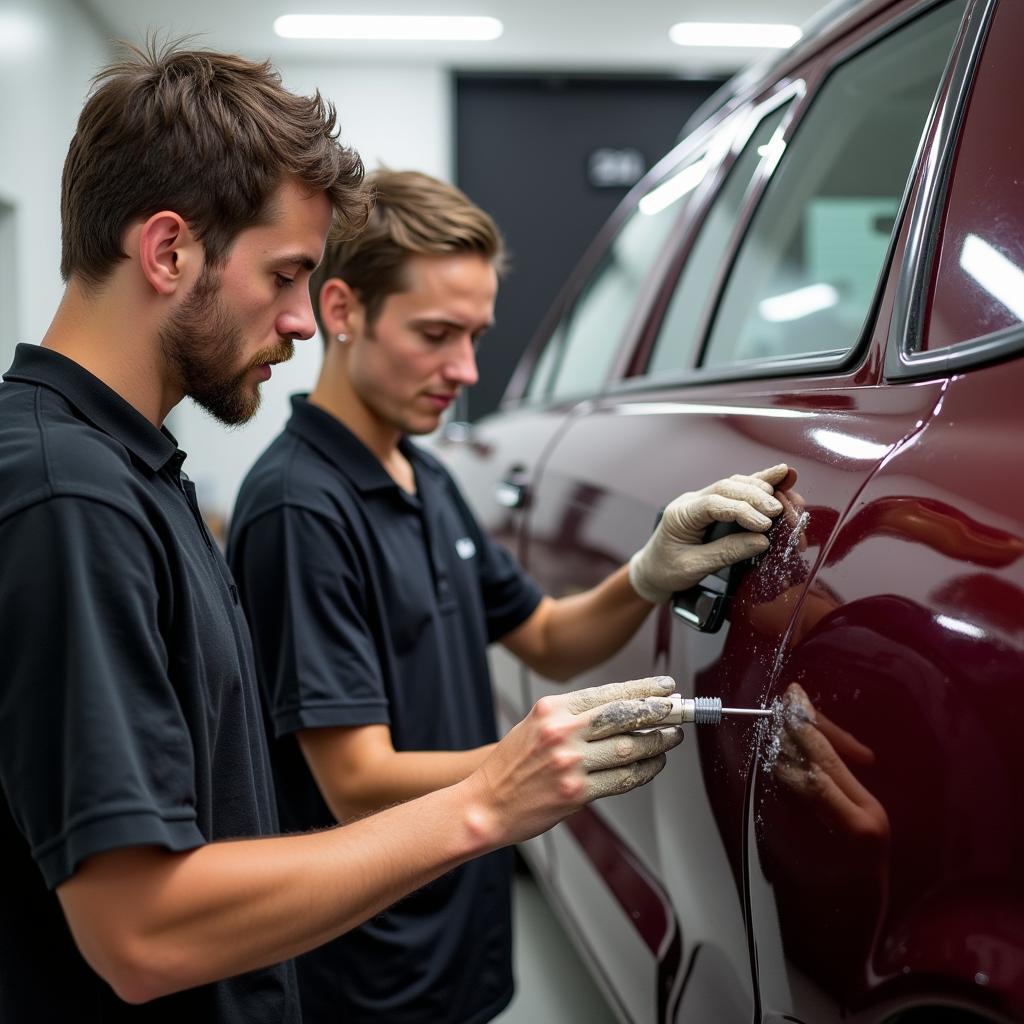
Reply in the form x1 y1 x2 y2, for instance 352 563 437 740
168 63 452 526
0 0 111 367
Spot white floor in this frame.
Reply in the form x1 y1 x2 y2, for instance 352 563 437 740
494 865 618 1024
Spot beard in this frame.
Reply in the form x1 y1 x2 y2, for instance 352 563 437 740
159 266 294 426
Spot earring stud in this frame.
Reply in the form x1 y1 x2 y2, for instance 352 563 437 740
337 333 348 343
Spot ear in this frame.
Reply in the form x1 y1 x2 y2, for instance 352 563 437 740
136 212 200 297
318 277 364 337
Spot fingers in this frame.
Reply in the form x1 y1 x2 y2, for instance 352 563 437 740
584 754 668 801
581 726 683 771
580 697 674 740
562 675 675 716
688 485 784 526
752 463 790 487
688 530 771 576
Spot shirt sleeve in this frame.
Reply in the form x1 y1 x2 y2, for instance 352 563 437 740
0 497 205 889
230 504 390 737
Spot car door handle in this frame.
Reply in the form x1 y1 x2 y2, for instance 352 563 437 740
672 574 730 632
494 467 529 509
671 519 753 634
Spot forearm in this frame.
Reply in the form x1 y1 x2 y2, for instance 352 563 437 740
60 778 494 1003
325 745 497 820
508 566 653 682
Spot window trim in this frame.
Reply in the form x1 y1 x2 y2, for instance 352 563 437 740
635 82 806 382
883 0 1023 380
627 0 972 393
509 120 728 409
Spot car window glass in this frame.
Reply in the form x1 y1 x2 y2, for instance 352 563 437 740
526 155 702 401
924 1 1023 351
646 101 792 377
701 0 967 370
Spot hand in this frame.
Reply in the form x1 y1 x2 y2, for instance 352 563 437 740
628 464 789 604
774 683 888 844
469 676 683 847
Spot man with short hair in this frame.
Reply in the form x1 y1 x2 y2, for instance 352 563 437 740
228 169 787 1023
0 47 689 1023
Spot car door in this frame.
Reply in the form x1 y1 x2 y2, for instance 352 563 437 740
746 2 1024 1021
513 2 971 1022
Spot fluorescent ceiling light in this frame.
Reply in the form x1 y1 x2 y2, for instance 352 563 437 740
639 157 710 216
274 15 503 41
959 234 1024 321
758 283 839 322
670 22 802 48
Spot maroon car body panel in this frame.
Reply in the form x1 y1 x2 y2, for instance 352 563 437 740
436 0 1024 1020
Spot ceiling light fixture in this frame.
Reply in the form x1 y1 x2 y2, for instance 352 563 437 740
669 22 802 48
273 15 504 41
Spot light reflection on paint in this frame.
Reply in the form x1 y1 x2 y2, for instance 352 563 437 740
811 429 890 460
959 234 1024 321
936 614 986 640
613 402 812 419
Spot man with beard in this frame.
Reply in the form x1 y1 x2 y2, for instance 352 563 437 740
0 44 690 1024
228 169 788 1024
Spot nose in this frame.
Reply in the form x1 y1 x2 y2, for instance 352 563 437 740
444 335 479 388
278 288 318 342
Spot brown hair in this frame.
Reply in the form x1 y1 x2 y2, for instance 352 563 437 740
61 37 370 288
310 168 505 339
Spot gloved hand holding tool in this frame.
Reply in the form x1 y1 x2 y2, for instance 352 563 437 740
628 464 790 604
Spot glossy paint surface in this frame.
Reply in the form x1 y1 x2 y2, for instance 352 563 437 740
749 356 1024 1022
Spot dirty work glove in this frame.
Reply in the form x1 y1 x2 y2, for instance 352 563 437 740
628 465 789 604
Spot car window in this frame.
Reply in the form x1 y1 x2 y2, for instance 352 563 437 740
701 0 967 370
526 153 702 401
646 98 793 377
924 0 1023 351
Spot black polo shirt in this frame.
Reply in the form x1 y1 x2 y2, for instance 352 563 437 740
0 345 299 1023
227 395 543 1024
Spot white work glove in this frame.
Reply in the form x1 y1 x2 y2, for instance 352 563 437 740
628 464 789 604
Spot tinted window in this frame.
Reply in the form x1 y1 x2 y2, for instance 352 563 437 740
646 100 792 377
527 156 697 400
701 0 967 369
925 1 1024 351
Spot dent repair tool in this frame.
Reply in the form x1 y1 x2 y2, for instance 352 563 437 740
663 695 773 725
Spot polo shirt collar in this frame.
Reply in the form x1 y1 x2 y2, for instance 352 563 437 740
286 394 442 494
3 343 179 472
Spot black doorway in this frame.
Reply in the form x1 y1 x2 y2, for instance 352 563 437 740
455 73 722 420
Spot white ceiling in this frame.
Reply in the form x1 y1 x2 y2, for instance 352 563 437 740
80 0 834 75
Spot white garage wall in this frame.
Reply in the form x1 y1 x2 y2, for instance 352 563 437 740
0 0 111 368
167 63 453 529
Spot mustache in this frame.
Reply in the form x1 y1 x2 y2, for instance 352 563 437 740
247 338 295 371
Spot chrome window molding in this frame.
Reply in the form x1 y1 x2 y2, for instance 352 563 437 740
884 0 1013 381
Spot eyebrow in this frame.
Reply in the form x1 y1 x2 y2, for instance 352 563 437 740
273 253 319 272
410 317 496 333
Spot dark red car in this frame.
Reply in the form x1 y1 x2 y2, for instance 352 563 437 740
435 0 1024 1021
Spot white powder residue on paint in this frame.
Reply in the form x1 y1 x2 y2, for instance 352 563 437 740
781 511 810 561
757 696 787 774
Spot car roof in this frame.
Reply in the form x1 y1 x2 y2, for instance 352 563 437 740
680 0 898 137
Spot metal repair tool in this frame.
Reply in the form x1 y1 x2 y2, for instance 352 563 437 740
663 695 773 725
